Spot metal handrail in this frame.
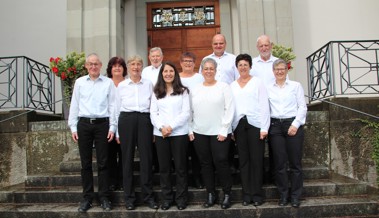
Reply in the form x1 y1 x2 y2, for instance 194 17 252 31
0 56 55 113
305 94 379 120
306 40 379 103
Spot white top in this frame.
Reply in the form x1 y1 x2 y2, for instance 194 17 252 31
199 52 239 84
142 64 161 86
230 77 270 132
250 55 278 86
114 78 153 138
150 90 191 136
267 79 307 128
180 73 204 91
68 74 117 133
190 81 235 136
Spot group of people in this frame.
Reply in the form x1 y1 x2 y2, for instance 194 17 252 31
67 33 307 213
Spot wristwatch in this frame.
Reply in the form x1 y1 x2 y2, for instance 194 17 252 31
159 126 163 132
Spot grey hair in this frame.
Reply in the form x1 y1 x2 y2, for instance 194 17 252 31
149 47 163 56
200 58 217 70
86 53 102 64
272 58 288 70
127 55 144 66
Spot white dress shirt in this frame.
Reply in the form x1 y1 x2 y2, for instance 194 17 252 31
266 79 308 128
250 55 278 86
68 74 117 133
142 64 162 86
180 73 204 91
150 90 191 136
114 78 153 137
199 52 239 84
190 81 235 136
230 77 270 132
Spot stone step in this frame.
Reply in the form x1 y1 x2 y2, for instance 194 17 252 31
0 196 377 218
25 167 330 189
2 179 368 204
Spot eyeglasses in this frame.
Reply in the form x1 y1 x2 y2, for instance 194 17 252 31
87 62 100 67
182 60 194 63
274 68 287 72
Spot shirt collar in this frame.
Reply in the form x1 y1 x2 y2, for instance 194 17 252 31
127 77 143 84
257 55 276 63
211 52 228 58
85 74 106 81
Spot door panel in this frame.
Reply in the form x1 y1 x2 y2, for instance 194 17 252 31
146 1 220 72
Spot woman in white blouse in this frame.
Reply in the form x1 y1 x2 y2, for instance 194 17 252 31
231 54 270 207
267 58 307 208
150 61 190 211
189 58 235 209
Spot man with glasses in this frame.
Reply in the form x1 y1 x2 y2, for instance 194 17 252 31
68 53 116 213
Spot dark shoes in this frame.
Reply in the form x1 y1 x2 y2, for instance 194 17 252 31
253 201 263 206
221 194 231 209
177 203 187 210
194 178 204 189
78 200 92 213
291 198 301 208
125 202 135 210
203 193 217 208
146 199 159 209
101 199 112 211
161 201 171 210
278 197 288 206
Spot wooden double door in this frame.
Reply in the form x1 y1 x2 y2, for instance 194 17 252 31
146 1 220 72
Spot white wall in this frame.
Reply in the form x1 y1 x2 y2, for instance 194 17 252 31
0 0 67 63
291 0 379 95
0 0 67 113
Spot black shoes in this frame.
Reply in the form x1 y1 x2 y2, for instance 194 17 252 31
253 201 263 206
194 178 204 189
177 203 187 210
221 194 231 209
101 199 112 211
78 200 92 213
278 197 288 206
125 202 135 210
146 199 159 209
161 201 171 210
291 198 301 208
203 193 217 208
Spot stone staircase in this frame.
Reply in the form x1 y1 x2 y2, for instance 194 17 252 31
0 111 378 218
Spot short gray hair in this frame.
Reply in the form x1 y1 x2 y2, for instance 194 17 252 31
200 58 217 70
272 58 288 70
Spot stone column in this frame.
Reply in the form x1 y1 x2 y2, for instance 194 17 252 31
67 0 124 64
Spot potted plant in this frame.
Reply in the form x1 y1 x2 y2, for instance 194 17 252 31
272 44 296 70
49 51 87 118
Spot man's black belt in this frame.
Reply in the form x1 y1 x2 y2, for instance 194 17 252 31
271 117 295 122
79 117 109 124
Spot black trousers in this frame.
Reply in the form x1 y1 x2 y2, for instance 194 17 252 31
268 118 304 200
155 135 189 204
77 119 110 202
108 138 122 188
193 132 232 195
234 118 264 203
188 140 201 182
118 112 154 204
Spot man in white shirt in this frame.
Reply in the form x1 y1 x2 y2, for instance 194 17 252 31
250 35 279 86
68 53 116 213
141 47 164 86
199 34 239 84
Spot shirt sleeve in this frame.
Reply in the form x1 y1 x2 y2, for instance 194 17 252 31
292 83 307 128
219 83 235 137
108 83 117 133
67 80 80 133
258 81 270 133
150 93 164 132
